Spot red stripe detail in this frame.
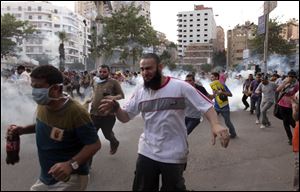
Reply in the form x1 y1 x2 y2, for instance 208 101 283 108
159 76 170 89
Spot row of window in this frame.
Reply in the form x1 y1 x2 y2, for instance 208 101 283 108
6 6 42 11
178 13 209 17
178 23 208 27
178 18 208 22
178 29 208 32
178 39 209 44
179 34 208 38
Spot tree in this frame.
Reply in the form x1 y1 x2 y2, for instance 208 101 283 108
57 31 68 71
249 18 296 57
1 13 35 57
99 3 159 70
212 50 226 68
200 64 212 73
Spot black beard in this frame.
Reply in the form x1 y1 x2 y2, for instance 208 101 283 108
144 70 162 90
100 76 108 80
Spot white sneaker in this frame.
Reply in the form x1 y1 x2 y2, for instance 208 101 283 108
256 120 260 124
260 125 266 129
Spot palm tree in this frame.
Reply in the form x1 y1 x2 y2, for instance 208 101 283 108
57 31 68 71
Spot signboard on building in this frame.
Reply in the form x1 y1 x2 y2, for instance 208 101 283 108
258 15 266 35
243 49 250 59
264 1 277 14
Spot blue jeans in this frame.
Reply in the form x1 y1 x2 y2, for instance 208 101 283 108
216 109 237 137
250 96 262 120
185 117 201 135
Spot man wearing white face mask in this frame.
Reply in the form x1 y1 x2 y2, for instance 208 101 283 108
6 65 101 191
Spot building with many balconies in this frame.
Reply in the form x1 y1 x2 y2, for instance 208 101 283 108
1 1 91 68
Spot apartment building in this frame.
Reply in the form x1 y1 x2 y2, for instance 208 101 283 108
1 1 91 66
226 21 255 68
177 5 217 59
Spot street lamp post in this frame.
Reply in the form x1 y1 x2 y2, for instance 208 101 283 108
83 19 87 71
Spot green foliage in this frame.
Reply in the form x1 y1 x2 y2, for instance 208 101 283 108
182 64 195 72
1 13 35 57
200 64 212 73
249 18 296 57
99 3 159 67
213 50 226 68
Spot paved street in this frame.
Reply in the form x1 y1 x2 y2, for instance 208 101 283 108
1 109 295 191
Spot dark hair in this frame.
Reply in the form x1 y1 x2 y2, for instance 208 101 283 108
186 73 195 81
211 72 220 79
141 53 161 65
256 73 262 77
17 65 25 71
288 70 297 77
30 65 63 85
100 65 110 72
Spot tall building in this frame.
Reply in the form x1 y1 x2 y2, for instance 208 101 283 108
216 26 225 52
280 19 299 41
75 1 112 20
111 1 151 24
177 5 217 57
226 21 255 68
177 4 217 68
1 1 91 67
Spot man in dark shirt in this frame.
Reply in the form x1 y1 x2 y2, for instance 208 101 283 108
184 74 213 135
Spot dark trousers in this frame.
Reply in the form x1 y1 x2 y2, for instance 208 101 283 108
242 94 249 108
185 117 200 135
279 106 296 141
91 115 118 144
133 154 186 191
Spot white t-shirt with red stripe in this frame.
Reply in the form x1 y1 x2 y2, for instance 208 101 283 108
123 76 213 164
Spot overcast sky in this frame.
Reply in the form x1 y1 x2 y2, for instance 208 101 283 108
4 1 299 44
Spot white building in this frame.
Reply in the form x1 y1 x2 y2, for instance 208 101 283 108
1 1 91 67
111 1 151 24
177 5 217 58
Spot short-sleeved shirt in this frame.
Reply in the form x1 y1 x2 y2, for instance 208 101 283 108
213 84 231 111
185 84 211 118
256 82 277 103
91 78 124 116
123 77 213 164
36 98 99 185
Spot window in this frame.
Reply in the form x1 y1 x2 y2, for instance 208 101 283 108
190 35 193 37
197 40 200 42
204 39 208 42
183 14 187 17
18 6 22 11
54 24 60 28
190 30 193 32
28 6 31 11
189 19 193 22
204 18 208 21
7 6 10 11
197 34 200 37
28 15 32 19
204 29 208 31
197 24 200 26
197 13 200 16
189 40 193 42
38 15 42 20
204 34 208 37
183 25 186 27
204 13 208 15
197 19 200 21
189 24 193 27
204 24 208 26
54 9 58 13
183 40 186 42
38 6 42 11
183 20 186 22
183 35 186 37
190 14 193 16
197 29 200 32
183 30 186 32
